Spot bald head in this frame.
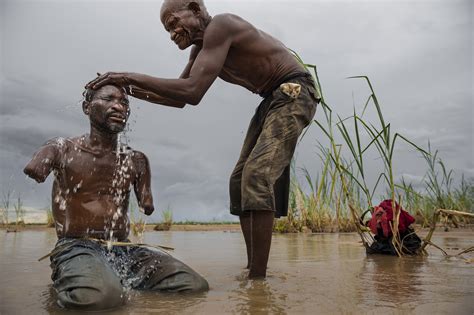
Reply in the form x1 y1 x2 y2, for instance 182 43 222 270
160 0 210 24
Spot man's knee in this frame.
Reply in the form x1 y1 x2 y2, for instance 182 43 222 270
57 284 123 311
193 273 210 292
163 271 209 293
53 251 124 310
146 268 209 293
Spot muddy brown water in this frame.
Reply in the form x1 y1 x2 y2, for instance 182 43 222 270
1 229 473 314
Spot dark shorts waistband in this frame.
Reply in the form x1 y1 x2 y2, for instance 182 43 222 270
259 72 313 98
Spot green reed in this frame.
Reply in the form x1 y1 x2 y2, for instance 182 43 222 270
276 51 438 255
13 193 25 227
279 51 473 244
45 207 55 228
1 189 11 227
129 197 146 237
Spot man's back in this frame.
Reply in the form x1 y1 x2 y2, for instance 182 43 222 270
213 13 305 96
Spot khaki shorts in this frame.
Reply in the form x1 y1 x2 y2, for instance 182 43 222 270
229 74 319 218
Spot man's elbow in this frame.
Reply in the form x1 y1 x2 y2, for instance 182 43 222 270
187 93 203 106
188 99 200 106
23 166 46 183
186 86 205 106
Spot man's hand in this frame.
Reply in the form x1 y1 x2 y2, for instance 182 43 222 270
85 72 132 90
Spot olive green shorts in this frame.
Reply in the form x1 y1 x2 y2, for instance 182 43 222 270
229 74 319 218
49 238 209 311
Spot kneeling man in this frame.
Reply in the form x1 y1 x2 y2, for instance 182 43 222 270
24 84 208 311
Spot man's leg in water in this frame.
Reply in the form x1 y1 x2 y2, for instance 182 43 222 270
230 111 264 269
245 210 274 278
50 239 124 311
239 79 317 278
126 246 209 292
231 77 317 277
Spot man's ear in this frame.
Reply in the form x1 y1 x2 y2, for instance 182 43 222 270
188 2 201 15
82 101 90 115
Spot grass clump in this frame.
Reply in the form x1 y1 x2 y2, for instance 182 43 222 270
45 207 55 228
129 197 146 237
154 207 173 231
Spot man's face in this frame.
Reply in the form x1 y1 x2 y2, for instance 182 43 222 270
162 9 200 50
86 85 130 133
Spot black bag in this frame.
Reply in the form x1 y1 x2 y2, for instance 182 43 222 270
366 228 421 256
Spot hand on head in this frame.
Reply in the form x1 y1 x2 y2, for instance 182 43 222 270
85 72 131 90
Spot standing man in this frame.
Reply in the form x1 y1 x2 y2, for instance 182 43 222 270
87 0 320 279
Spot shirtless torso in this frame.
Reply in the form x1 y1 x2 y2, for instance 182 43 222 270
84 1 314 279
86 11 306 107
24 85 154 241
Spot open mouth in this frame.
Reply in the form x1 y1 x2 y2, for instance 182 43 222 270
108 113 126 123
174 36 184 45
173 32 188 46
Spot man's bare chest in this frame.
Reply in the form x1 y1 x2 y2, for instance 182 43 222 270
57 151 136 194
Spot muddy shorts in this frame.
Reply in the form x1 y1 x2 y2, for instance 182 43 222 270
229 73 319 218
49 238 209 311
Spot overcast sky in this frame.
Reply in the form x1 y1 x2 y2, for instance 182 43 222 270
1 0 472 222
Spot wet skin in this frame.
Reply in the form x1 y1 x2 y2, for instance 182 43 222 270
85 1 307 278
85 3 306 107
24 85 154 241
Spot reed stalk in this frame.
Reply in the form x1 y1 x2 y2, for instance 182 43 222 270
1 190 12 227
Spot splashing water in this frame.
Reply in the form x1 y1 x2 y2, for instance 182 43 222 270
106 131 135 250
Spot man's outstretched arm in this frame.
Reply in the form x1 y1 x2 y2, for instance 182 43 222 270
125 85 186 108
86 16 232 106
124 46 202 108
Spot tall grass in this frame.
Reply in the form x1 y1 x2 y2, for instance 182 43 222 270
45 207 55 228
129 197 146 237
396 144 474 228
13 193 25 227
276 51 473 255
1 190 12 227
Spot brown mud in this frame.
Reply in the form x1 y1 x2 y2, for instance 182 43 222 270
1 227 473 314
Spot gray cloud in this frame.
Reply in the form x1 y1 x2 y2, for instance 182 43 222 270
0 126 56 157
1 0 472 221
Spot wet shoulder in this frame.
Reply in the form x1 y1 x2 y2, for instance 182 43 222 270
66 135 87 145
41 136 74 156
62 135 89 152
43 136 67 148
208 13 252 34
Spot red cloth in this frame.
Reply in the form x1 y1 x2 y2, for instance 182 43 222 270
368 200 415 237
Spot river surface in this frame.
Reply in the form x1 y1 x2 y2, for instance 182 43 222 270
0 229 473 314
